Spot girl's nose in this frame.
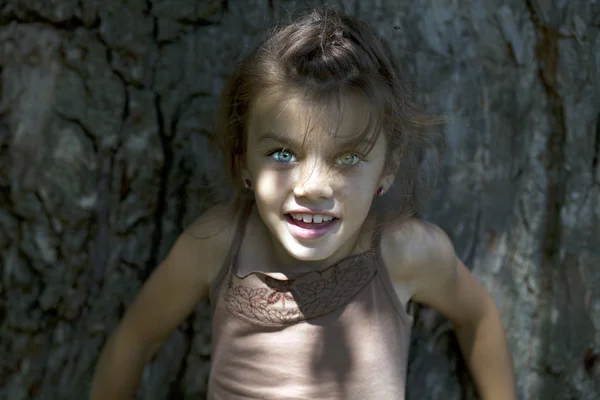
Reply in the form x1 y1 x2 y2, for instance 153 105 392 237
293 164 334 200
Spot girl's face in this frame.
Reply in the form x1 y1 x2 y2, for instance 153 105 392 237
243 92 391 264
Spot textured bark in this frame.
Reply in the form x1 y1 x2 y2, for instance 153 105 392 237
0 0 598 399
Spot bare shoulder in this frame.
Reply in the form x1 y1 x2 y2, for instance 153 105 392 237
113 203 239 352
165 202 239 290
379 216 457 299
380 216 494 326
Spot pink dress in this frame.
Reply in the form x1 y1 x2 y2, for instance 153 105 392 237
208 203 413 399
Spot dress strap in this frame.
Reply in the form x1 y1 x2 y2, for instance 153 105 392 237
370 215 384 250
209 199 253 306
372 214 414 321
223 199 253 270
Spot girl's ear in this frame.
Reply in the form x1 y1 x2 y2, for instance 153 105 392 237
379 148 403 189
237 155 253 188
378 174 394 194
236 153 247 175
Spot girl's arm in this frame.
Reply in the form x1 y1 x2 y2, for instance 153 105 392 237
384 220 516 400
90 206 233 400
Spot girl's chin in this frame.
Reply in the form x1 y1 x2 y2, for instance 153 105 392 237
280 238 337 262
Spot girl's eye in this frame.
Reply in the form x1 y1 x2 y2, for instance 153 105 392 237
270 149 296 163
336 153 362 166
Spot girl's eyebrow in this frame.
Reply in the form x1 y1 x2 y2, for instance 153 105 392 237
258 131 299 146
257 130 373 153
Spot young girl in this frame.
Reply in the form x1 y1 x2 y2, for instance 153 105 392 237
90 7 515 400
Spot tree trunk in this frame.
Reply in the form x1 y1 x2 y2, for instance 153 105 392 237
0 1 598 399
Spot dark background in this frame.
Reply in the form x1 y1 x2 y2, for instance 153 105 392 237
0 0 598 399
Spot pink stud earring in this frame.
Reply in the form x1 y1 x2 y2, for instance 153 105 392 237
244 179 252 189
376 187 385 196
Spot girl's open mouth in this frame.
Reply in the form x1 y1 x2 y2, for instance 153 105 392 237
285 213 338 240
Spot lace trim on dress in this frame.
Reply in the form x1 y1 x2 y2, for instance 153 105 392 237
223 253 378 327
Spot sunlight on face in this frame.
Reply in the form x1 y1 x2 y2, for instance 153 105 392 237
244 90 389 265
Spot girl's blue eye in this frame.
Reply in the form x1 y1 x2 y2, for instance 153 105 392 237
336 154 362 166
271 149 296 163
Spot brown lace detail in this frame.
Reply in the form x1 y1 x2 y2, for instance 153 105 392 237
223 254 377 327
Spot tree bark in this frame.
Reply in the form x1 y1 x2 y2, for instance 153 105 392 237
0 0 598 399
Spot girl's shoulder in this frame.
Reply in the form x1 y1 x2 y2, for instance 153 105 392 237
379 216 496 328
379 216 457 292
165 203 241 290
107 204 241 351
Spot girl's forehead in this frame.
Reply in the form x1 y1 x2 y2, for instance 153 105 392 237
248 91 373 145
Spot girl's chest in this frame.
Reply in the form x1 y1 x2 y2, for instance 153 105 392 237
209 278 412 400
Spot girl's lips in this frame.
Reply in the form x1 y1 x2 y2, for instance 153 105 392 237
285 214 338 240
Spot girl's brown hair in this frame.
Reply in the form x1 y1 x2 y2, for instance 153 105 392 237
209 6 444 220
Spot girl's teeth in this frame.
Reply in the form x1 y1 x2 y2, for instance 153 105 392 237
290 213 333 223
